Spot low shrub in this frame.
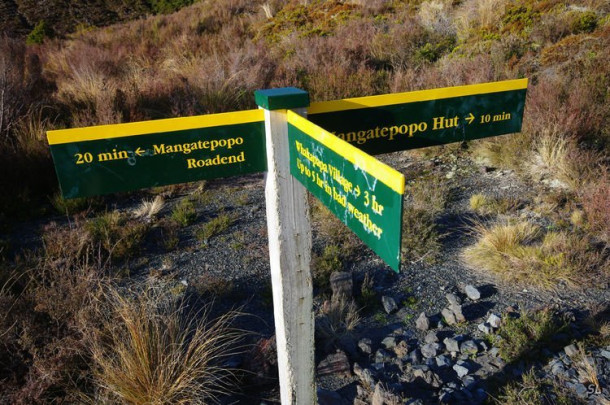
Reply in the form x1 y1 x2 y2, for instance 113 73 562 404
312 244 343 292
195 212 234 243
579 172 610 243
171 198 197 227
495 368 574 405
86 211 150 262
26 21 50 45
491 308 568 363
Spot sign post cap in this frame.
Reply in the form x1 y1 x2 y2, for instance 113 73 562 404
255 87 310 110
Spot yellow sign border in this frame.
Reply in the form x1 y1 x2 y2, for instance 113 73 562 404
47 109 264 145
308 78 528 115
287 111 405 195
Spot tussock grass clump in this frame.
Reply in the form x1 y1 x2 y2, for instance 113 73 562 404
529 134 599 191
463 220 607 288
90 288 244 405
133 195 165 220
316 297 360 347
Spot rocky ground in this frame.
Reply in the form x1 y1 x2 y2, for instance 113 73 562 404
9 147 609 404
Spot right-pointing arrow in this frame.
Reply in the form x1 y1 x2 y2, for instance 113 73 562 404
465 113 475 125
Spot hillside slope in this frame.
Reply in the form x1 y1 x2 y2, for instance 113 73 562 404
0 0 609 403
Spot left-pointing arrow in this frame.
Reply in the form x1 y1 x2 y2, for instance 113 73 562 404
135 147 145 156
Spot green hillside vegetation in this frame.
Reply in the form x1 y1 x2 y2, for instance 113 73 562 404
0 0 197 37
0 0 609 403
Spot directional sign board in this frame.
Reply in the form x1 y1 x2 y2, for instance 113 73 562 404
47 110 266 198
287 111 405 271
307 79 528 155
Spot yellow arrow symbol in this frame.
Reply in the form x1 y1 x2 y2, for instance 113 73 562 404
354 185 361 197
465 113 475 125
135 147 145 156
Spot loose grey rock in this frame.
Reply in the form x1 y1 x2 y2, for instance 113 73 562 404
487 313 502 328
464 285 481 301
463 375 477 389
409 349 422 364
425 331 439 344
416 312 430 331
446 293 462 307
444 337 460 353
489 347 500 357
381 336 397 350
382 296 398 314
375 349 391 364
421 343 440 358
393 340 409 358
442 308 457 325
573 383 589 399
451 304 466 323
564 344 578 358
453 360 470 378
460 340 478 356
353 363 375 388
550 360 565 376
317 350 351 377
478 323 492 335
412 365 429 380
436 355 451 368
599 349 610 360
330 271 353 300
358 338 372 355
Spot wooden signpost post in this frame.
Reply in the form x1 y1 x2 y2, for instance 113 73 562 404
47 79 527 404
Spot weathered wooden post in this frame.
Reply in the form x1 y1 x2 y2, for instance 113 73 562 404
254 88 315 404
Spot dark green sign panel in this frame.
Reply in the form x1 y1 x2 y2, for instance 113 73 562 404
287 112 405 271
48 110 266 198
308 79 528 155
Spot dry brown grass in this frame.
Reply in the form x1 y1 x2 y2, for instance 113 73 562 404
89 287 245 404
454 0 509 40
316 297 361 346
579 172 610 243
463 220 607 289
133 195 165 220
